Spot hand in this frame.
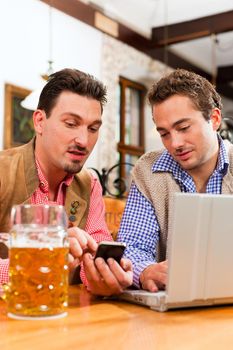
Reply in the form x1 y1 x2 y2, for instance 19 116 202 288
67 227 98 271
0 233 9 259
139 260 168 292
82 253 133 296
0 233 10 245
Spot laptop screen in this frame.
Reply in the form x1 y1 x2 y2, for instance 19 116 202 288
167 193 233 303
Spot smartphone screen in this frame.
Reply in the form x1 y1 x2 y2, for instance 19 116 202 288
94 241 126 264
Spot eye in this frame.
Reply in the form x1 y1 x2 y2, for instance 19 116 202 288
89 127 99 133
88 124 101 133
179 126 190 132
65 121 77 128
160 132 168 138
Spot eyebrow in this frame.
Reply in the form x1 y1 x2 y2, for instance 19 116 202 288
156 118 191 132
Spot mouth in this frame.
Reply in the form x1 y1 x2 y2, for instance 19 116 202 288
175 150 192 161
67 149 88 161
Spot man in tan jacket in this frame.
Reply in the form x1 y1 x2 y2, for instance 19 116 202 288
0 68 132 296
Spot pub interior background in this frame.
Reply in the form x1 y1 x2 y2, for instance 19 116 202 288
1 0 233 174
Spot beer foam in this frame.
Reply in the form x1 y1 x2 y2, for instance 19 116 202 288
10 226 68 248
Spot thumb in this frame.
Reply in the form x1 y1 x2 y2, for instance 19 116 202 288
120 258 132 271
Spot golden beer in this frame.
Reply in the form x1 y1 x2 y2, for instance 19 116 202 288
7 247 69 318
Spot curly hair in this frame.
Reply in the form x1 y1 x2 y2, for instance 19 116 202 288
148 69 222 121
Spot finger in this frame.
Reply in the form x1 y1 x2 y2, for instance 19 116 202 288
0 233 10 242
83 253 103 283
160 273 167 286
68 255 80 271
120 258 133 272
150 270 167 290
152 270 167 286
68 228 98 257
107 258 133 289
68 236 83 259
68 253 74 264
72 228 98 252
142 279 158 292
83 231 98 253
95 258 122 293
160 260 168 269
160 271 167 285
68 228 88 248
157 263 168 274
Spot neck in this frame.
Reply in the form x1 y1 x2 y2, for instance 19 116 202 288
188 146 219 193
34 141 67 201
39 162 66 201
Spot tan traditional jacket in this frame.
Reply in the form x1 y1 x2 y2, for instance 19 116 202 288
0 139 91 232
132 141 233 262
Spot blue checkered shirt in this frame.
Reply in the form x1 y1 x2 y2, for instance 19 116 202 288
117 137 229 287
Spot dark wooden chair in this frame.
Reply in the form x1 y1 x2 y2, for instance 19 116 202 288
103 196 126 240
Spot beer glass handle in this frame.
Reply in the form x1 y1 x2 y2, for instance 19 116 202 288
0 233 10 259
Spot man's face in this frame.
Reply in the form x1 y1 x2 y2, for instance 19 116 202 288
153 94 221 174
34 91 102 176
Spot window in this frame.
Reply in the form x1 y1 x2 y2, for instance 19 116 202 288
117 76 146 179
4 84 34 149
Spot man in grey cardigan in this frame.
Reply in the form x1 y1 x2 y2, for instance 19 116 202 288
118 69 233 292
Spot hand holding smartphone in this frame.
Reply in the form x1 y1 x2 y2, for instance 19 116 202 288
94 241 126 264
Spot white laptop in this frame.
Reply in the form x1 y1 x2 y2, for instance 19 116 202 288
119 193 233 311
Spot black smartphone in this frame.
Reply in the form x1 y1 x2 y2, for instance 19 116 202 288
94 241 126 264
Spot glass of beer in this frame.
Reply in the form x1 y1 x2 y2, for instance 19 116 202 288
4 204 69 320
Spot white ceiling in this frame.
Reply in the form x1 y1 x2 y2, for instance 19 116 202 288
83 0 233 72
86 0 233 36
170 31 233 74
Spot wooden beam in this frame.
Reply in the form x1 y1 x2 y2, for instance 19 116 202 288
152 11 233 47
40 0 151 51
39 0 233 101
40 0 95 26
39 0 208 76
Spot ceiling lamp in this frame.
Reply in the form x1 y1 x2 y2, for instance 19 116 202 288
20 79 47 111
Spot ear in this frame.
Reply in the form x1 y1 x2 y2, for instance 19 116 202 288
210 108 222 131
33 109 46 135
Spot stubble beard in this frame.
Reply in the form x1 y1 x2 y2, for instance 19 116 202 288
63 160 83 174
176 157 199 172
178 155 208 176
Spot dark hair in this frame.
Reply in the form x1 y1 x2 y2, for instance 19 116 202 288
148 69 222 121
37 68 107 116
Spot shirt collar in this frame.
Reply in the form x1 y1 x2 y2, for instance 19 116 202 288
35 159 74 193
217 136 229 175
152 135 229 177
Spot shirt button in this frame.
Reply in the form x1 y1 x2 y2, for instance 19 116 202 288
69 215 76 222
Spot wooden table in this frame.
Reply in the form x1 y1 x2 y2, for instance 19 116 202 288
1 285 233 350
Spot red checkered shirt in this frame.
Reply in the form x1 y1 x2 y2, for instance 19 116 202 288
0 259 9 285
0 160 112 286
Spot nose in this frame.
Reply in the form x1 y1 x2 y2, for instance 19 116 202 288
73 127 88 148
170 131 184 150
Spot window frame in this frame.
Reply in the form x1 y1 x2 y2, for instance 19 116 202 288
117 76 146 178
